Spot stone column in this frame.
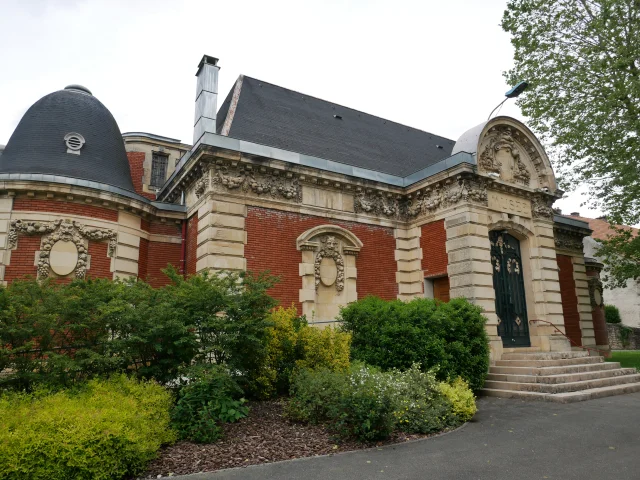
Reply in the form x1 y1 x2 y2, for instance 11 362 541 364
0 197 13 287
528 220 570 352
112 211 140 280
444 209 502 360
586 259 610 354
394 226 423 301
196 199 247 272
572 255 598 347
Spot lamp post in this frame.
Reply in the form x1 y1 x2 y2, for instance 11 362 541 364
487 81 529 120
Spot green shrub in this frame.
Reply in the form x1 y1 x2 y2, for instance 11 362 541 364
0 376 175 480
438 377 477 422
256 305 351 398
604 304 622 324
0 267 279 392
339 296 490 391
390 364 457 434
332 363 397 441
286 367 348 423
162 268 278 396
171 364 248 443
288 363 476 442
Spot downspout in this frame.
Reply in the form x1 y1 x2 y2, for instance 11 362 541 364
180 190 187 277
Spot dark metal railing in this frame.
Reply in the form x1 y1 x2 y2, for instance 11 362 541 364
529 318 609 357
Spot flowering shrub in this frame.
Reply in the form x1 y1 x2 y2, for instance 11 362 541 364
288 363 476 442
390 364 457 434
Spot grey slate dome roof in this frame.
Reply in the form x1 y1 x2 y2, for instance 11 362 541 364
0 85 135 192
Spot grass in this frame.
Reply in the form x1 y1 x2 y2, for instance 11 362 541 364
605 351 640 371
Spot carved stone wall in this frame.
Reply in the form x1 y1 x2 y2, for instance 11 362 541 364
7 218 116 280
297 226 362 325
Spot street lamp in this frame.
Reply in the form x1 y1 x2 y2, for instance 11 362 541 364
487 81 529 120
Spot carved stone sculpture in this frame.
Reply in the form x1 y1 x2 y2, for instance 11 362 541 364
314 235 345 292
479 128 531 185
532 196 554 219
8 218 117 280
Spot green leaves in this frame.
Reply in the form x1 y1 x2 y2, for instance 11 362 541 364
338 297 490 391
502 0 640 225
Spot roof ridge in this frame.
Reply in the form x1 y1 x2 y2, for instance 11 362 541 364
220 75 244 136
241 75 454 142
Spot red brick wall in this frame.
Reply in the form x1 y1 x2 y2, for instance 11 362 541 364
421 220 448 277
127 152 156 200
245 206 397 312
186 215 198 275
5 236 112 283
12 198 118 222
4 236 40 281
557 254 582 346
145 241 181 288
87 242 111 279
138 238 149 281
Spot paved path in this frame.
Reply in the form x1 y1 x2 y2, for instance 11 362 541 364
175 392 640 480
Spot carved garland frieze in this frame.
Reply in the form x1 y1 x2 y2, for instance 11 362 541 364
211 164 302 202
554 230 584 253
8 219 117 280
354 192 399 217
194 175 209 199
404 177 488 219
314 236 345 292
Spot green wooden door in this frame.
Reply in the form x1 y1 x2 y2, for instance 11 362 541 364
490 232 531 347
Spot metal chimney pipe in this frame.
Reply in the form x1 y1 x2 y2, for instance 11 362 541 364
193 55 220 145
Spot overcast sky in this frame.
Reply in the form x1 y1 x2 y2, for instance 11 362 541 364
0 0 597 216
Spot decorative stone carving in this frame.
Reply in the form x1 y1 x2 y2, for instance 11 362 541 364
554 230 584 253
194 175 209 198
212 165 302 202
531 196 554 219
588 277 604 308
405 177 488 219
8 219 117 280
354 192 399 217
314 236 345 292
479 127 531 185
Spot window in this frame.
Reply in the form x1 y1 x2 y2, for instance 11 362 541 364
424 276 450 302
150 153 169 188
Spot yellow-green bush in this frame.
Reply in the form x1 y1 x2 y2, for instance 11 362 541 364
0 375 176 480
296 325 351 372
438 377 477 422
257 306 351 398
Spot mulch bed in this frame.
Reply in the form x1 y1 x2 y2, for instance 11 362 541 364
142 399 442 478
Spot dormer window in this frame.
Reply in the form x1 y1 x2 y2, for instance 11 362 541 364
150 152 169 189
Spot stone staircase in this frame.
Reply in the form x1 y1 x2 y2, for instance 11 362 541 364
481 350 640 403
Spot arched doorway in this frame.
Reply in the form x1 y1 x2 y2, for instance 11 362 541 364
490 231 531 347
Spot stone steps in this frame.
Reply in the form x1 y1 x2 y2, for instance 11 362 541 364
495 356 603 368
480 352 640 403
484 373 640 394
487 367 638 384
490 362 621 376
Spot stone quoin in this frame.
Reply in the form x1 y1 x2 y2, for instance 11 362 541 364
0 54 610 363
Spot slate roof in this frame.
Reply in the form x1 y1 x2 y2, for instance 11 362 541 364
0 86 135 192
216 76 456 177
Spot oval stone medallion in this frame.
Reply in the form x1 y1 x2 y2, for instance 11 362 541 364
319 257 338 286
49 240 79 276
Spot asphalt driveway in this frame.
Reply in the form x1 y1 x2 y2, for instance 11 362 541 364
174 392 640 480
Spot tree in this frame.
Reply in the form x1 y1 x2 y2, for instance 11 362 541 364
502 0 640 287
502 0 640 225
